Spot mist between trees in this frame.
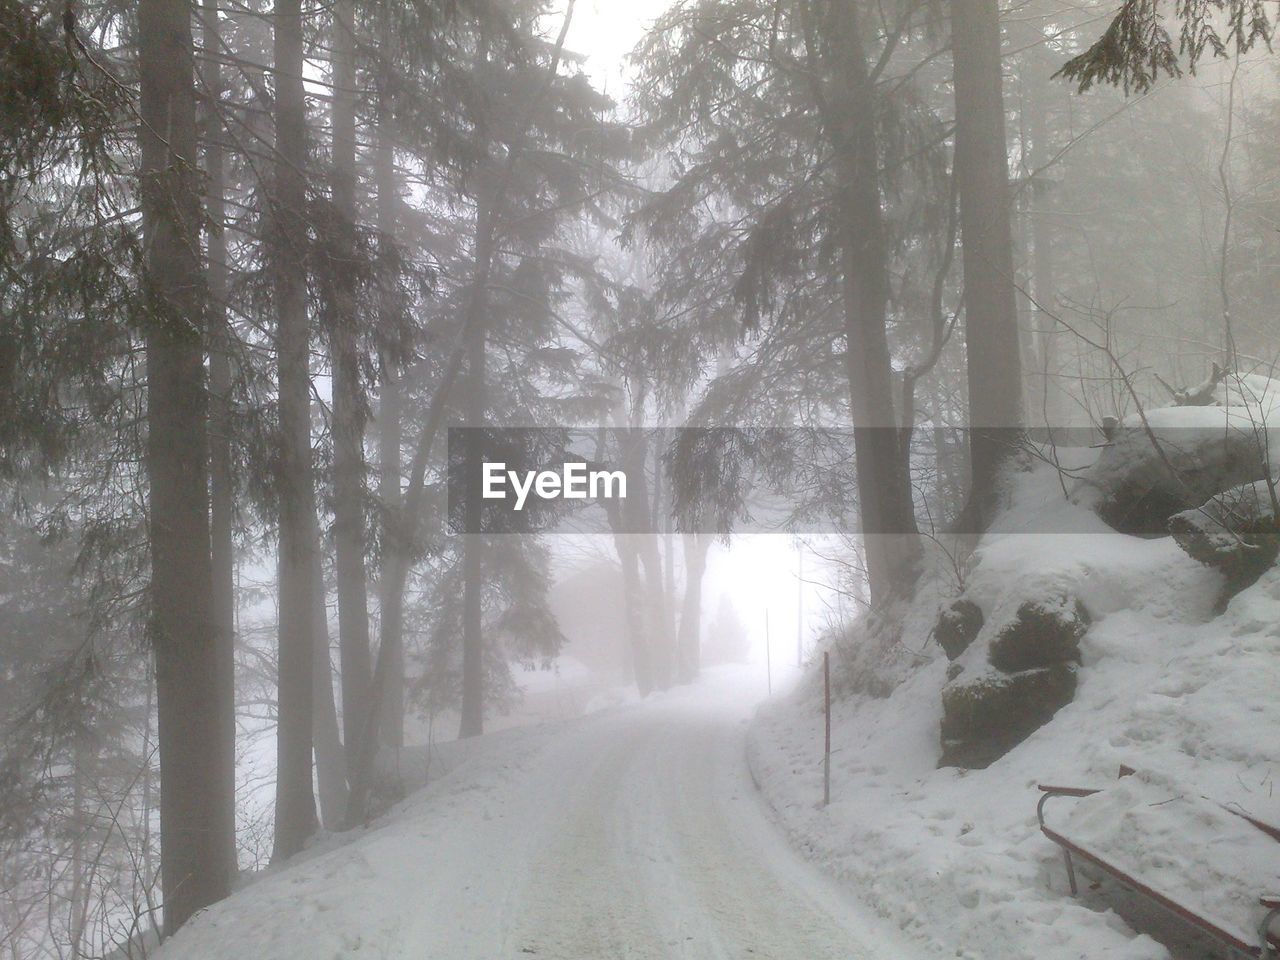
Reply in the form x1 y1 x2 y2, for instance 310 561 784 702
1 0 1277 954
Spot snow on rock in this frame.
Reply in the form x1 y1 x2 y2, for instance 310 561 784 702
934 590 1091 769
986 596 1088 673
1072 374 1280 535
749 457 1280 960
1169 478 1280 600
932 598 984 661
939 661 1078 769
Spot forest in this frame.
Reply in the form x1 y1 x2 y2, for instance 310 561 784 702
2 0 1279 956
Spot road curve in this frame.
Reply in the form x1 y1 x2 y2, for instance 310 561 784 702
408 678 916 959
156 672 923 960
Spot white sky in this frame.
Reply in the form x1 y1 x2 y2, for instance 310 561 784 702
560 0 675 94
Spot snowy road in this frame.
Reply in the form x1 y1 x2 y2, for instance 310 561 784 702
159 671 924 960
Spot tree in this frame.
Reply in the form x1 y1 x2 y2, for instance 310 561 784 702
374 129 407 749
198 0 242 883
676 533 710 682
271 0 320 861
1059 0 1274 94
951 0 1023 523
632 0 955 603
327 0 375 776
137 0 236 927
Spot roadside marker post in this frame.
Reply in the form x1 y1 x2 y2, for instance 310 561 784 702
823 651 831 807
765 609 772 695
797 543 804 667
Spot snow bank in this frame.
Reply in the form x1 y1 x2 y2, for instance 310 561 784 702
153 720 570 960
748 458 1280 959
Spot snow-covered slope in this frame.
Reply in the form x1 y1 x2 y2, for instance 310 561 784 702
748 459 1280 960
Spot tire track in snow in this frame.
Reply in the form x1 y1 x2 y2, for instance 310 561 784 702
505 699 903 959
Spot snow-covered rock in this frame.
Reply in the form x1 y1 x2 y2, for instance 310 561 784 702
938 594 1088 768
1072 374 1280 534
1169 477 1280 599
939 662 1078 769
932 598 983 661
987 596 1089 673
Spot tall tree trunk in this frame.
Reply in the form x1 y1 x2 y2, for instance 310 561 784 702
459 312 487 739
375 119 406 751
272 0 319 862
675 533 709 684
329 0 374 774
310 540 348 827
632 444 672 691
344 345 465 826
656 450 678 643
617 533 652 694
952 0 1024 522
69 737 87 958
1028 91 1059 427
819 0 920 604
199 0 240 880
599 426 652 696
138 0 235 929
459 179 496 740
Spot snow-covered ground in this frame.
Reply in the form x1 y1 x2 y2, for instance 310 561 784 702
156 446 1280 960
155 667 931 960
748 459 1280 960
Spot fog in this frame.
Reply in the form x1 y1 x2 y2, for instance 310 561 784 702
4 0 1280 957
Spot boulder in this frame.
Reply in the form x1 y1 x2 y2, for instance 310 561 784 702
987 597 1088 673
932 598 984 661
1074 419 1268 535
939 663 1078 769
1169 479 1280 600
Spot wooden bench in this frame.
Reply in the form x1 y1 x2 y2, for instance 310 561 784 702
1037 781 1280 959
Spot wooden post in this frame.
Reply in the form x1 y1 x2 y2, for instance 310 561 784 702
796 542 804 667
823 651 831 807
765 609 772 695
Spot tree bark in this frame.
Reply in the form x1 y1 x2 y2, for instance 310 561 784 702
271 0 319 862
138 0 235 929
344 344 464 826
1028 88 1060 427
459 307 487 739
952 0 1024 521
329 0 374 774
597 427 654 696
818 0 920 603
458 176 496 740
375 119 406 750
310 541 348 827
199 0 240 886
675 533 709 684
626 436 672 690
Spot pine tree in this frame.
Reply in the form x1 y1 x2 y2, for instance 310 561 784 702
137 0 236 927
952 0 1023 523
328 0 375 773
270 0 320 861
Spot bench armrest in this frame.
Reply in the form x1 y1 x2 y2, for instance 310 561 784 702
1036 785 1102 828
1038 784 1102 797
1262 898 1280 959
